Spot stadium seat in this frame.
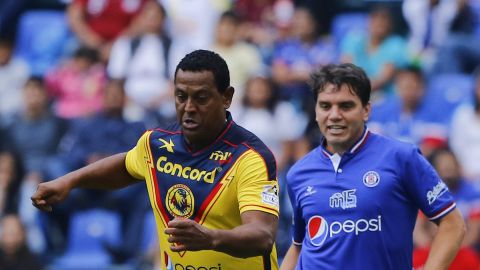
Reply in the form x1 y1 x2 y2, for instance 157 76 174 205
331 12 369 47
15 10 70 76
50 209 122 270
426 73 474 125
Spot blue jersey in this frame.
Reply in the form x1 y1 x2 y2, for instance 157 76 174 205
286 129 456 269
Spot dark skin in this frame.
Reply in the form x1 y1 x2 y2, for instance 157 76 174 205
31 69 278 258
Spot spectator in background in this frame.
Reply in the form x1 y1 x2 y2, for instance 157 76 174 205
234 76 307 259
233 0 281 64
412 148 480 270
402 0 459 72
42 79 147 259
0 214 43 270
67 0 147 61
341 5 408 100
234 0 275 25
45 46 106 121
0 36 30 124
4 77 66 254
450 68 480 181
108 0 174 126
433 0 480 74
272 6 336 112
160 0 229 76
368 66 446 144
7 77 66 175
235 76 307 172
271 6 336 150
0 152 22 218
211 11 263 112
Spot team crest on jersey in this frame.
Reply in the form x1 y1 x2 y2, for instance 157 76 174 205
308 216 328 246
165 184 194 218
363 171 380 187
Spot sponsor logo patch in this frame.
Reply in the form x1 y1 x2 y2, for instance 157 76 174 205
262 185 279 207
427 181 448 205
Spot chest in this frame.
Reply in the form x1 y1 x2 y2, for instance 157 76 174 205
295 157 405 220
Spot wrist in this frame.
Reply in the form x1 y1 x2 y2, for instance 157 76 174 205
209 229 221 251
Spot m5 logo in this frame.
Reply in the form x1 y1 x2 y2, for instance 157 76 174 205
209 151 232 162
329 189 357 209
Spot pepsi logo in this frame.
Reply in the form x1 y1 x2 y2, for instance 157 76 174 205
308 216 328 246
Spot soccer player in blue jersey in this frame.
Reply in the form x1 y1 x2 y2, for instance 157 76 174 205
280 63 465 270
31 50 280 270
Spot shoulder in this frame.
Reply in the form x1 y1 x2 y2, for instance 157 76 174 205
367 132 420 158
227 123 277 174
287 148 320 182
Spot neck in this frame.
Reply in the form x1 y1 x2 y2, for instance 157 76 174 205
325 127 366 155
186 118 228 152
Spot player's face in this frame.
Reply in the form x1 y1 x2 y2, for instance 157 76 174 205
174 69 233 149
315 83 370 154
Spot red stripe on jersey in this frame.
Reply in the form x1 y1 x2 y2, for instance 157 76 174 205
151 166 170 224
194 180 224 223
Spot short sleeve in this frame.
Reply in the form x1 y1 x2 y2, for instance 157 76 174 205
125 130 151 180
402 147 456 221
236 150 279 217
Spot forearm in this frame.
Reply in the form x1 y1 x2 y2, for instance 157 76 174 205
67 3 104 47
211 219 276 258
424 209 466 270
371 63 395 92
280 244 301 270
66 153 140 190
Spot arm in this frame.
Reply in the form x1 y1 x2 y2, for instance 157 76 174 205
67 1 104 48
370 63 395 92
165 210 278 258
31 152 141 211
423 208 466 270
280 244 301 270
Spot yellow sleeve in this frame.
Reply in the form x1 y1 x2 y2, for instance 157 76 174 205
236 150 279 216
125 130 152 180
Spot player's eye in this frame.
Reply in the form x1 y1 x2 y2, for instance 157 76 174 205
175 92 187 103
318 102 331 110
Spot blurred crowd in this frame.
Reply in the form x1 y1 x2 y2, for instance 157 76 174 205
0 0 480 269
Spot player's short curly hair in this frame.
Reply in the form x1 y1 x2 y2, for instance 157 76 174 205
309 63 371 106
174 49 230 93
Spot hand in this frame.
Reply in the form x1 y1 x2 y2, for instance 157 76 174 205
164 218 215 252
31 177 72 212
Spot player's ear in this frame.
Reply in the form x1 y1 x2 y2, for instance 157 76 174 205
223 86 234 109
363 102 371 122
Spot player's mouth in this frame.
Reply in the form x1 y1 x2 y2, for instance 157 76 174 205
327 125 346 135
182 118 200 130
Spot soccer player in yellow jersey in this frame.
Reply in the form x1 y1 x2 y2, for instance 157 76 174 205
32 49 279 270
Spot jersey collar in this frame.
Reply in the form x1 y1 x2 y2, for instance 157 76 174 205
187 111 234 156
